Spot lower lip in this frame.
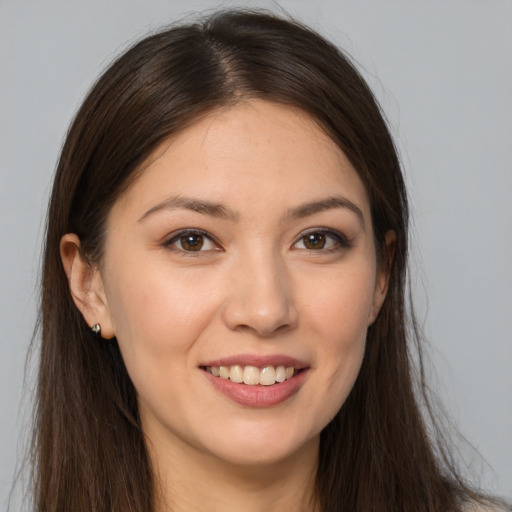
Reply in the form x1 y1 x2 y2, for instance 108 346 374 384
202 369 308 408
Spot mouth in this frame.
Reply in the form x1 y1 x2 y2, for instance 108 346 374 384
201 364 302 386
199 355 309 407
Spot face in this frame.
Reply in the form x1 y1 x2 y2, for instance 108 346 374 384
92 100 389 467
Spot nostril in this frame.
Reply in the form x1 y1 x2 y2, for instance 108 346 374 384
220 266 298 335
232 320 293 338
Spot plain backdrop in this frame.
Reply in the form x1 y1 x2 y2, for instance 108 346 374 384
1 0 511 507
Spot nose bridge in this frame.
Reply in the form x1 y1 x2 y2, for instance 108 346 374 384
222 245 297 336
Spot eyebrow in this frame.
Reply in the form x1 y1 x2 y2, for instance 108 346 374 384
138 194 365 227
138 196 239 222
286 196 365 228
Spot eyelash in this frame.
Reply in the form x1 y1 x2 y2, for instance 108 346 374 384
163 228 350 254
164 229 220 255
293 228 350 252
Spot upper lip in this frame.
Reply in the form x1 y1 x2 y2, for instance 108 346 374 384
200 354 309 369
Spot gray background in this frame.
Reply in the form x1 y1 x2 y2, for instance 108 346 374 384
1 0 511 507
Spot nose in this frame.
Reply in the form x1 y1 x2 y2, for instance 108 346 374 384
221 251 298 337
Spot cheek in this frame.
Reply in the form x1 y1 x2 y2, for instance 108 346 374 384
103 260 222 374
302 263 376 401
303 261 376 337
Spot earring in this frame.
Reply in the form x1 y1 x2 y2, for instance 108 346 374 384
91 323 101 337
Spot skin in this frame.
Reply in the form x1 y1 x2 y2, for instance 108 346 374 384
61 100 394 512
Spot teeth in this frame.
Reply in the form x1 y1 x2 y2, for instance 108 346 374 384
243 366 260 385
275 365 286 383
206 364 297 385
259 366 276 386
229 365 243 383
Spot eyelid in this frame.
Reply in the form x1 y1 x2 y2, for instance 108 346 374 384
164 228 221 252
162 227 350 253
292 228 351 250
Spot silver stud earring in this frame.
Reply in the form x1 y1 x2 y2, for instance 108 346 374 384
91 323 101 337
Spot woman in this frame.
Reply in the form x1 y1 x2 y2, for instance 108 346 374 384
31 9 507 512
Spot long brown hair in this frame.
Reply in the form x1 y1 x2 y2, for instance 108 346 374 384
31 9 503 511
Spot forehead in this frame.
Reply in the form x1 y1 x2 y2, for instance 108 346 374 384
111 100 371 222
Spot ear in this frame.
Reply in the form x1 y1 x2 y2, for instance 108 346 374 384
60 233 115 339
369 230 396 325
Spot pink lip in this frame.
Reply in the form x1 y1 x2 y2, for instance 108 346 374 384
200 354 309 369
199 354 310 407
201 363 309 408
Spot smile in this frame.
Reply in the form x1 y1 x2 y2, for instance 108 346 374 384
204 365 296 386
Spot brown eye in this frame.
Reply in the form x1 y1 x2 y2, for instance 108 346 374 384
293 230 348 252
166 230 218 253
179 233 204 251
302 233 326 250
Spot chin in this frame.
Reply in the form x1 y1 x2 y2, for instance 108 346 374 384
210 438 318 469
191 415 322 469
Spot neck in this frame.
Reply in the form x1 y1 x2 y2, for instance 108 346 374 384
148 434 320 512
